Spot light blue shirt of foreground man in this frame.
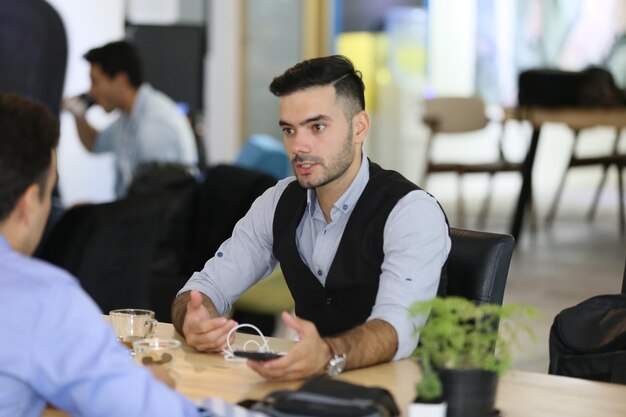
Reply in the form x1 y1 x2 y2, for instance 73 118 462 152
0 92 198 417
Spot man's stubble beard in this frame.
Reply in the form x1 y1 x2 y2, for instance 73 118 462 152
294 124 355 190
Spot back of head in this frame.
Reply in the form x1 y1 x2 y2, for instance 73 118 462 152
269 55 366 119
84 40 144 88
0 93 59 223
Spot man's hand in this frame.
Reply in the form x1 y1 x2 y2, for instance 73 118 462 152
246 311 331 381
61 96 98 150
181 290 238 352
62 96 88 118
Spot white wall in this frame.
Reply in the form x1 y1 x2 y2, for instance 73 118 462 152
428 0 477 96
205 0 243 164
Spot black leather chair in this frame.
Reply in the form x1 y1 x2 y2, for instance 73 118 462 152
38 164 276 323
188 164 277 273
37 191 195 321
445 227 515 306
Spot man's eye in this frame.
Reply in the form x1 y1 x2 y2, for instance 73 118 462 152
313 124 326 132
282 127 295 135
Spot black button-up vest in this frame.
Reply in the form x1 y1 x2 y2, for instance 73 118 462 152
272 161 432 337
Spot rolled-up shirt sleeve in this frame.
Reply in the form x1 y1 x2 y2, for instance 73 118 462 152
367 190 450 360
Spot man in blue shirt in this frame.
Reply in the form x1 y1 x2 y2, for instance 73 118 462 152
64 40 198 198
172 56 450 381
0 92 198 417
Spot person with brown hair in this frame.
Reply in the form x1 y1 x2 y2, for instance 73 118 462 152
0 92 198 417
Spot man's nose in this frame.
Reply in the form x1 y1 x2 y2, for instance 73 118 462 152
291 132 311 154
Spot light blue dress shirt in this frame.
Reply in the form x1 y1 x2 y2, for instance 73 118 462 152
0 236 198 417
94 84 198 197
180 157 451 359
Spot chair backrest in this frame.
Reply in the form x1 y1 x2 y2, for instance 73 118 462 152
423 97 489 134
188 164 277 273
38 189 196 321
445 227 515 305
235 134 291 180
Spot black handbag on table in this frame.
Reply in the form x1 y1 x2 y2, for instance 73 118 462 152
248 376 399 417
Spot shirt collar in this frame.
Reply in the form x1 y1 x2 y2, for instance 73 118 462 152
0 234 11 252
130 83 151 119
305 153 370 217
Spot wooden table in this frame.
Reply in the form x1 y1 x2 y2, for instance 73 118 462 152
44 322 626 417
505 107 626 241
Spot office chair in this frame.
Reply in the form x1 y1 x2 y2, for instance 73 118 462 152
38 181 197 322
190 164 288 335
234 134 292 180
38 164 278 323
444 227 515 306
188 164 278 273
422 97 525 228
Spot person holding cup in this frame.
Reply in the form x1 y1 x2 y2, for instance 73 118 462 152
0 93 198 417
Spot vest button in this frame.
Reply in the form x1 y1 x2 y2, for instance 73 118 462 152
325 297 332 305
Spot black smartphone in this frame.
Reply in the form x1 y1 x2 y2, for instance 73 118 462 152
232 350 283 361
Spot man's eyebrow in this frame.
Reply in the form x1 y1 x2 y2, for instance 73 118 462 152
278 115 332 127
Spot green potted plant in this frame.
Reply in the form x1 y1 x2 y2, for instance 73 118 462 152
409 296 535 417
409 355 447 417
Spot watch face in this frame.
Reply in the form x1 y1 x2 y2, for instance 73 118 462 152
327 354 347 377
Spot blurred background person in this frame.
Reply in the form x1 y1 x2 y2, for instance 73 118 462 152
64 40 198 198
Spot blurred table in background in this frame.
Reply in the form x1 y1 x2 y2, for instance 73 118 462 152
504 107 626 241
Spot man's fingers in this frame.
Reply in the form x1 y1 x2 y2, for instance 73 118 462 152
187 290 205 311
185 318 238 352
281 311 307 335
185 316 227 334
247 356 305 381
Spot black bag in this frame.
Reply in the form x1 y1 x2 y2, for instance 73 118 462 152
249 376 399 417
549 294 626 383
518 67 625 108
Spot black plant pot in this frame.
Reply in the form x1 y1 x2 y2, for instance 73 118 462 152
437 368 498 417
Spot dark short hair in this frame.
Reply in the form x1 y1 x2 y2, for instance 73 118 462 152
84 40 144 88
0 93 59 222
269 55 366 118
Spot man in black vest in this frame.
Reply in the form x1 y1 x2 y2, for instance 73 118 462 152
172 55 450 381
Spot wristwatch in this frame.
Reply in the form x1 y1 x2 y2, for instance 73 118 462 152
324 340 347 376
326 353 347 376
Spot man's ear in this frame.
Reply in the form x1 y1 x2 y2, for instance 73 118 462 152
353 110 370 145
14 184 40 227
113 72 131 88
